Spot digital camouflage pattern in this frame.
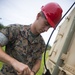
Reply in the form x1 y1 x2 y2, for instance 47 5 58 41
0 71 4 75
0 24 46 75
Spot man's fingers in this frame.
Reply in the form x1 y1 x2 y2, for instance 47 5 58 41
16 66 31 75
24 68 31 75
17 72 22 75
24 70 27 75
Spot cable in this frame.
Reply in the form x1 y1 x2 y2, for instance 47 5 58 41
43 2 75 75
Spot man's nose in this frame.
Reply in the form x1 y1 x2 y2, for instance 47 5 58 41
44 26 49 31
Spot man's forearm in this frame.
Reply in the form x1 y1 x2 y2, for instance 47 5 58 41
0 46 32 75
32 59 41 74
0 46 15 65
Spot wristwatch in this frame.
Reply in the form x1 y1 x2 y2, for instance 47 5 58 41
32 71 36 75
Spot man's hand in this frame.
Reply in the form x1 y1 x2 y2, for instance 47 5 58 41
12 60 32 75
31 71 35 75
0 47 32 75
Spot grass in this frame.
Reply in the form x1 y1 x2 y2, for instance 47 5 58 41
0 47 5 69
36 51 49 75
0 62 3 69
0 47 49 75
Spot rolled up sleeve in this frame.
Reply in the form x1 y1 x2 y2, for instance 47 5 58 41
0 32 8 46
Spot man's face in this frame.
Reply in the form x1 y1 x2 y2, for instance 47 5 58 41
35 13 51 34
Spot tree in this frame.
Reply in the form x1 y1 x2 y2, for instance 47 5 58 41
47 44 51 50
0 23 5 29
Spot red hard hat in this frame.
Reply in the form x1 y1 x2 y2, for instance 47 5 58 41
41 2 63 28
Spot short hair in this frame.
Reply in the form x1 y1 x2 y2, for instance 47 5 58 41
40 11 50 26
40 11 46 19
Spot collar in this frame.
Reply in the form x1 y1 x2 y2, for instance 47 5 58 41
20 25 41 44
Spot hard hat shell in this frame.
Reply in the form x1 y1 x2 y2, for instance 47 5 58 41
41 2 63 28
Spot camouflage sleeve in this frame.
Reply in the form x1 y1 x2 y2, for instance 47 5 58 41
38 56 42 60
0 24 21 46
0 32 8 46
0 25 10 46
0 71 5 75
41 36 46 53
38 36 46 60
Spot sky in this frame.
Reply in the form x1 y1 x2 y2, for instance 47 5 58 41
0 0 75 46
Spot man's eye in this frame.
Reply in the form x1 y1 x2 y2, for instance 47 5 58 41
45 22 49 26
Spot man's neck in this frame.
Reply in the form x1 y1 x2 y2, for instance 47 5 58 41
30 24 39 35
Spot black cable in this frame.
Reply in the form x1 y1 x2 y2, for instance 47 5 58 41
43 2 75 75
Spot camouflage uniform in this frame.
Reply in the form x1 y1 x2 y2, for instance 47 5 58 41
0 71 4 75
0 24 46 75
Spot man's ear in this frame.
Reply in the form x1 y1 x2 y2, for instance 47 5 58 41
36 13 41 20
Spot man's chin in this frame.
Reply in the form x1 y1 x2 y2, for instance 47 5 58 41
38 30 45 34
40 31 45 34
